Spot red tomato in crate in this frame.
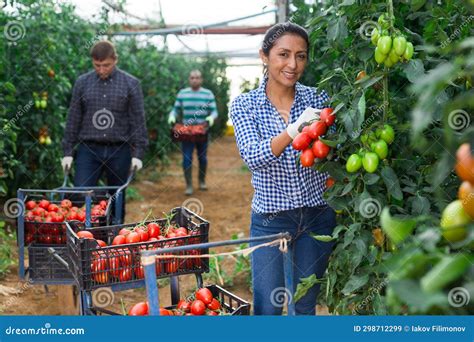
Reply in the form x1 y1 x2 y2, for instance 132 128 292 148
60 199 72 209
147 223 160 238
195 288 213 305
25 201 36 210
38 200 50 210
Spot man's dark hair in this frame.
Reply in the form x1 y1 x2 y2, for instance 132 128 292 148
90 40 117 61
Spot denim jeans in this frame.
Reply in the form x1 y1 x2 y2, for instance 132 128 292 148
250 206 336 315
73 142 131 222
181 140 208 170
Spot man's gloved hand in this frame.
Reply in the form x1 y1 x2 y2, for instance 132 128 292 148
205 116 215 127
286 107 321 139
131 158 143 172
168 115 176 125
61 156 73 172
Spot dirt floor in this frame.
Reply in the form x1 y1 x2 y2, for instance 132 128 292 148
0 135 329 315
0 136 256 315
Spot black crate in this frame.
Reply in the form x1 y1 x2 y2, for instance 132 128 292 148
28 246 74 283
66 207 210 291
90 284 250 316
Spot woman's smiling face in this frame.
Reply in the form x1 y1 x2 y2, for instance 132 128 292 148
261 33 308 88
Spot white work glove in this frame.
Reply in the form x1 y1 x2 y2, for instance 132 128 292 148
205 116 215 127
168 115 176 125
61 156 73 172
286 107 321 139
131 158 143 172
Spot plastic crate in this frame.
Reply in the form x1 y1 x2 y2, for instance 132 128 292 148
28 246 74 283
171 123 208 143
90 284 250 316
66 207 210 291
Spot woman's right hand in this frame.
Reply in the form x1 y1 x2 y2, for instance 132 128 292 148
286 107 321 139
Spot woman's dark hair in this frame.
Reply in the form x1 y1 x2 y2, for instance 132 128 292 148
261 22 310 56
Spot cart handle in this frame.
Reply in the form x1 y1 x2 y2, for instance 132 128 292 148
47 247 70 271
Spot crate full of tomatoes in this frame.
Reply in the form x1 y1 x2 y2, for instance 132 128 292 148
171 123 208 143
93 285 250 316
66 207 209 291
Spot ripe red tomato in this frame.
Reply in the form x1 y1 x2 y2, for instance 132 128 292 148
38 200 50 210
96 239 107 247
112 235 126 245
47 204 59 212
291 132 312 151
99 200 107 209
312 140 331 159
191 300 206 315
135 266 145 279
25 233 34 244
33 207 46 217
125 232 140 244
326 177 335 188
147 223 160 238
177 300 191 313
164 254 178 273
42 235 53 244
77 230 94 239
44 216 54 223
53 213 64 222
129 302 149 316
25 201 36 210
66 211 78 221
76 211 85 222
302 125 310 133
195 288 213 305
300 149 315 167
320 108 335 126
207 298 221 311
159 308 171 316
118 268 132 282
206 311 219 316
60 199 72 209
119 228 130 236
308 121 327 140
175 227 188 237
91 256 109 283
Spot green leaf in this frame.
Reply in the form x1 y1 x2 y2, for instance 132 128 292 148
294 274 322 303
381 166 403 200
380 207 417 245
403 59 425 83
363 173 380 185
342 274 369 295
411 195 430 215
3 82 16 94
390 280 447 313
311 234 335 242
410 0 427 11
357 92 366 119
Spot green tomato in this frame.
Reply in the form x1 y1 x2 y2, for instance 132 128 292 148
44 136 52 145
393 36 407 56
384 56 394 68
377 14 390 29
346 154 362 173
374 47 387 64
377 36 392 55
403 42 414 60
40 99 47 109
362 152 379 173
371 139 388 160
440 200 470 242
379 124 395 144
371 28 380 46
389 49 399 63
35 100 41 109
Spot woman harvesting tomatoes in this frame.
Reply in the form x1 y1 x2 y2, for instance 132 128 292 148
231 22 336 315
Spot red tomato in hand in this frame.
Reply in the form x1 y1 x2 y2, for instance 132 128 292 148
195 288 213 305
312 140 331 159
191 300 206 315
320 108 335 126
300 149 315 167
308 121 327 140
291 132 312 151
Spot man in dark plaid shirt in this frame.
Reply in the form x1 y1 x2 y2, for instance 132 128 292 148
61 40 148 221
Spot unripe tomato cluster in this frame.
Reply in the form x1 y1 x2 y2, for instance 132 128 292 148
346 124 395 173
371 14 414 68
33 91 48 109
440 143 474 243
292 108 335 168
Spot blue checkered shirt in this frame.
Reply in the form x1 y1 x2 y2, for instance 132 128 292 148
231 77 331 214
62 68 148 159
